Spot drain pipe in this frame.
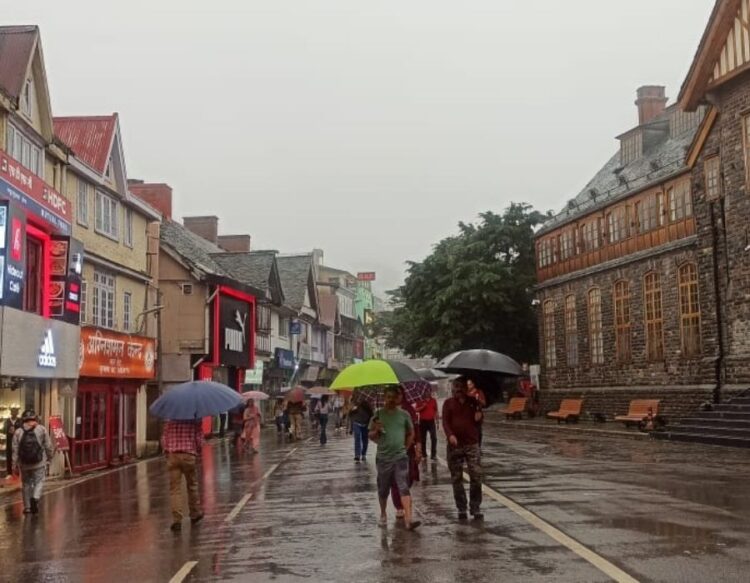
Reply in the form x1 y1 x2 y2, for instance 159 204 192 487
710 200 725 404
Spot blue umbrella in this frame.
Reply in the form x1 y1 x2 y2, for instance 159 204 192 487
149 381 244 420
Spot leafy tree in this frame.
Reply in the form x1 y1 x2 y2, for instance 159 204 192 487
385 202 549 362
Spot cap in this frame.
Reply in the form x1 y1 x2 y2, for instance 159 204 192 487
21 410 37 421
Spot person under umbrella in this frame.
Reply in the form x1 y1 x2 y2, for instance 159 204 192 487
349 399 372 462
390 388 422 521
242 400 262 453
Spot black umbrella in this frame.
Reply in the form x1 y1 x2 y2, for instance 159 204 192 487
434 349 523 377
415 368 450 381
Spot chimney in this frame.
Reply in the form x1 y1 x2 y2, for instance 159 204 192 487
183 216 219 244
312 248 324 266
217 234 252 252
128 181 173 219
635 86 668 125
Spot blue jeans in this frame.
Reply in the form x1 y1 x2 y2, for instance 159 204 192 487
353 422 368 458
319 414 328 445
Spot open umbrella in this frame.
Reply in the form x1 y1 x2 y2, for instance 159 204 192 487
416 368 450 381
306 386 336 396
286 386 306 403
149 381 243 420
353 380 434 409
241 390 270 401
435 349 523 376
331 360 421 390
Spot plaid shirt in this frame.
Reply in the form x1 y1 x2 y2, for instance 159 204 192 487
161 421 205 456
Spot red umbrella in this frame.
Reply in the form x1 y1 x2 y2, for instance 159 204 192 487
286 386 306 403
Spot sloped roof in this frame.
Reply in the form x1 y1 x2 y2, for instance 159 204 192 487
160 219 228 277
277 254 313 311
212 251 275 292
318 295 338 328
539 111 700 234
0 26 36 100
54 115 116 174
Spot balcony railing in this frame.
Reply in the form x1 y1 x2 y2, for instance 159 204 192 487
256 333 272 354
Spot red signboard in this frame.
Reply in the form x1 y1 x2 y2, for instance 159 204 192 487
48 415 70 451
357 272 376 281
79 328 156 379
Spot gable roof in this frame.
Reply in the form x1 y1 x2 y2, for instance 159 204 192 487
538 108 702 235
0 26 37 100
212 251 284 304
277 254 316 312
679 0 743 110
160 219 229 278
54 115 116 174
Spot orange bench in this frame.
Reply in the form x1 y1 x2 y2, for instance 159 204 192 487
615 399 660 428
499 397 528 420
547 399 583 423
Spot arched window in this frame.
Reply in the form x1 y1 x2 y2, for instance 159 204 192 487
613 281 631 363
588 288 604 365
644 272 664 361
564 295 578 367
543 300 556 369
678 263 701 357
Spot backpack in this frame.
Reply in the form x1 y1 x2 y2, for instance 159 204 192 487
18 427 44 465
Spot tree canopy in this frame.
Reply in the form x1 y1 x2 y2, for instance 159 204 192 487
383 203 549 362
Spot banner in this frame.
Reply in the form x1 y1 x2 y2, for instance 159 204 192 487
48 415 70 452
79 328 156 379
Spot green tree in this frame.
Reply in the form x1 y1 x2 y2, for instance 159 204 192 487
386 202 549 362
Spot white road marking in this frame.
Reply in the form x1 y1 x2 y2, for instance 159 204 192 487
169 560 198 583
224 493 253 523
437 456 640 583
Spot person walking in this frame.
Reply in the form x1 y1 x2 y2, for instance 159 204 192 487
466 377 487 449
415 392 438 461
391 389 421 521
315 395 330 445
443 377 484 520
4 406 21 478
273 398 285 434
287 400 305 440
12 410 55 515
161 419 204 532
242 401 261 453
369 386 421 531
349 399 372 462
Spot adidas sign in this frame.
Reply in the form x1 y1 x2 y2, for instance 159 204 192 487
38 329 57 368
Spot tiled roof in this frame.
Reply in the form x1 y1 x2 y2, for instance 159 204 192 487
0 26 37 100
277 255 313 311
540 110 701 234
54 115 116 174
160 219 228 277
212 251 275 292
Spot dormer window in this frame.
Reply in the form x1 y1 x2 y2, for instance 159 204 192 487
620 132 642 165
21 78 32 117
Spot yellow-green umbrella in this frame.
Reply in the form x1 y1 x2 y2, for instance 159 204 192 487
331 360 421 390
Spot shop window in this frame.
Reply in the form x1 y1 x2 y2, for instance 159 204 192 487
24 236 43 315
95 191 119 240
644 272 664 361
564 295 578 367
679 263 701 357
92 270 116 329
588 288 604 365
614 280 631 363
543 300 556 369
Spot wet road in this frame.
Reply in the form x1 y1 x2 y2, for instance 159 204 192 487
0 422 747 583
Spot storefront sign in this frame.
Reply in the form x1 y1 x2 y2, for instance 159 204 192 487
38 329 57 368
79 328 156 379
357 272 376 281
289 320 302 335
0 153 71 235
2 202 25 309
218 294 253 368
48 415 70 451
244 360 264 384
275 348 295 370
50 236 84 324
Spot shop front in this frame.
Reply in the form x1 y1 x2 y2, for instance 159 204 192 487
74 327 156 471
196 285 255 435
0 307 80 475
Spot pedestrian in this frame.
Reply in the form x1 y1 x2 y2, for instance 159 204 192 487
4 406 21 478
161 419 204 531
333 396 344 432
349 399 372 462
369 386 421 531
12 410 55 515
242 400 261 453
287 399 305 440
310 398 319 431
466 376 487 449
415 391 438 461
315 395 330 445
443 377 484 520
390 389 422 521
273 397 285 434
218 411 228 438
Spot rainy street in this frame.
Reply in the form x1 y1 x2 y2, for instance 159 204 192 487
0 421 748 583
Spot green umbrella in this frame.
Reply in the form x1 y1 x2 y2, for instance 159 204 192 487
331 360 421 390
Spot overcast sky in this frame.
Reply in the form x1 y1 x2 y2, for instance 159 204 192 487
6 0 714 294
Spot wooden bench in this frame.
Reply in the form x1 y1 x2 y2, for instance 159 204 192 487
615 399 660 428
498 397 528 420
547 399 583 423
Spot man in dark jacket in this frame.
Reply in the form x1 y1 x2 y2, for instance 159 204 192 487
12 410 55 515
442 377 483 520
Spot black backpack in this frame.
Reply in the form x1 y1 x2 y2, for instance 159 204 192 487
18 427 44 465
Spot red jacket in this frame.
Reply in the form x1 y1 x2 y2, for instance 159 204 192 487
416 397 438 421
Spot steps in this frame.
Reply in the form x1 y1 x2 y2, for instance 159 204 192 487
654 389 750 448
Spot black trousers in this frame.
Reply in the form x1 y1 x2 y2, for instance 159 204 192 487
420 419 437 459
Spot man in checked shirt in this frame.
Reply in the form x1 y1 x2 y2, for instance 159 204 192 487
162 420 205 531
